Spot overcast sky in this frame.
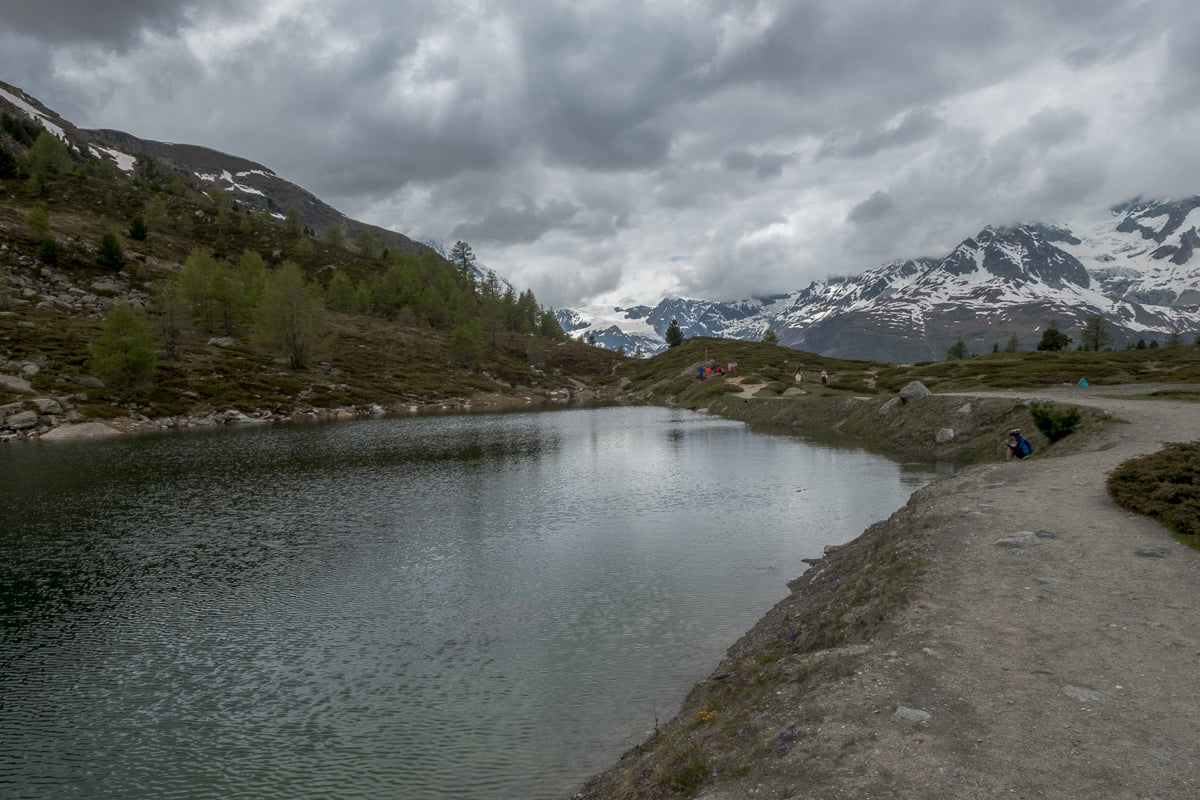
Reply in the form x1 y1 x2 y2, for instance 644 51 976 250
2 0 1198 310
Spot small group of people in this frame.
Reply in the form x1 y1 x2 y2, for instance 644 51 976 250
696 361 737 380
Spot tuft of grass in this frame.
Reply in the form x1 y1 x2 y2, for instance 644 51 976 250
1107 442 1200 541
656 744 711 796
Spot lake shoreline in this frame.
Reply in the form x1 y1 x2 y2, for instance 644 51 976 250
574 386 1200 799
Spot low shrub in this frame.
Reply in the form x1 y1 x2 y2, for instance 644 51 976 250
1030 402 1081 442
1107 442 1200 539
690 380 742 403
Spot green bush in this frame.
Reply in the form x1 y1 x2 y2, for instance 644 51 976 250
1107 443 1200 538
1030 402 1081 442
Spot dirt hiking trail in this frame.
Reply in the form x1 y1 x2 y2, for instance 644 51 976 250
698 386 1200 799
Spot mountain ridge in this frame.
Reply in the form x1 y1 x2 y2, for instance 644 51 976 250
563 201 1200 362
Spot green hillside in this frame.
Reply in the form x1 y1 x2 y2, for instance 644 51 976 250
0 124 624 428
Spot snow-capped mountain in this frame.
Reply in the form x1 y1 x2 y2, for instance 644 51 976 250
565 198 1200 362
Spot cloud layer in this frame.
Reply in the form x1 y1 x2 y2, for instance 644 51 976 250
3 0 1197 308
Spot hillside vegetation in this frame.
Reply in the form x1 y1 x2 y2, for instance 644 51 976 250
0 123 624 428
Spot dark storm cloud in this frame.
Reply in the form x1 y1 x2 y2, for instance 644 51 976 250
721 150 792 179
0 1 228 49
451 197 581 245
848 191 896 225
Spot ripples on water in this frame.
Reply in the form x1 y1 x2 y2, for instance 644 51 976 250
0 407 944 799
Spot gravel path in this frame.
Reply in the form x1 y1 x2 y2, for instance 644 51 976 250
699 386 1200 799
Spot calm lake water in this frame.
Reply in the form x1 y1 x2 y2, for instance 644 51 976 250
0 406 945 799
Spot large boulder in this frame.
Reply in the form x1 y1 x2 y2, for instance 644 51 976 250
39 422 121 440
898 380 931 404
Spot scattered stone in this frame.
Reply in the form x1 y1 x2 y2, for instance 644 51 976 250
32 398 62 414
878 396 900 416
0 374 33 393
5 410 38 429
956 403 972 414
208 336 237 347
1149 745 1181 763
1034 530 1058 539
1062 685 1104 702
1036 577 1059 584
1135 550 1167 559
935 427 955 443
894 706 931 723
995 531 1041 549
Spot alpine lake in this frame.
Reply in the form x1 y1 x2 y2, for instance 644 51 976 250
0 405 948 799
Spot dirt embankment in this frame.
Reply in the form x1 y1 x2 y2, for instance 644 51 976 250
576 386 1200 800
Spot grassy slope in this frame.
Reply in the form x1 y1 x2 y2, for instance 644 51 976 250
0 167 624 418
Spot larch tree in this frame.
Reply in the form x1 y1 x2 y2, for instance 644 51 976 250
256 261 327 369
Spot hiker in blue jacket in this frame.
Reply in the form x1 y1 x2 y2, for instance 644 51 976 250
1005 428 1033 461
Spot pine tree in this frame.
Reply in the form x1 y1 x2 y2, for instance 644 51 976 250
1004 332 1019 353
450 240 476 278
946 337 968 360
1037 323 1071 351
97 232 125 269
129 215 149 241
665 319 685 347
761 328 778 346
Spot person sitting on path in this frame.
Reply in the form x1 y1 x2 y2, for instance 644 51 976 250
1005 428 1033 460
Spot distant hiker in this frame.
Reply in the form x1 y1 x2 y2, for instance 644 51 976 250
1078 377 1089 387
728 362 736 373
1005 429 1033 461
795 369 803 382
697 364 705 380
820 370 828 385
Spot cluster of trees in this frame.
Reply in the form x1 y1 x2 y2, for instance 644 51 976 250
947 315 1196 360
90 236 568 391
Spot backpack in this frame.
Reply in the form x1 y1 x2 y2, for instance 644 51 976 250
1016 437 1033 457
